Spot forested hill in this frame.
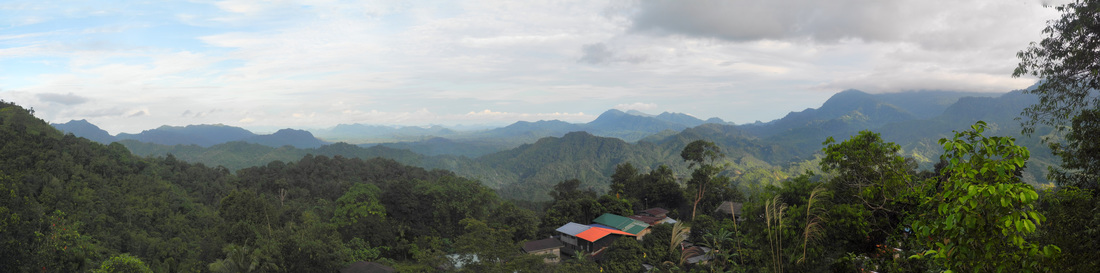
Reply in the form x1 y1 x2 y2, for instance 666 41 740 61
0 101 543 272
106 89 1058 202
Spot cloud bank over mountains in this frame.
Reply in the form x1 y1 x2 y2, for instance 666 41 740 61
0 0 1062 134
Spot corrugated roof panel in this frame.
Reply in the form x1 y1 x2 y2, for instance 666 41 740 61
576 226 632 242
593 213 649 235
589 223 617 230
555 222 590 236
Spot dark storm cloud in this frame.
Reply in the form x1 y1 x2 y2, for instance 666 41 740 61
36 92 90 105
629 0 906 43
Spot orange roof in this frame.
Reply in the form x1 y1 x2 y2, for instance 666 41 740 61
576 226 632 242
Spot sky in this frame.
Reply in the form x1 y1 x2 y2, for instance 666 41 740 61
0 0 1065 134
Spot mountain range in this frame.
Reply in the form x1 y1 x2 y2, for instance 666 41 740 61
52 89 1056 201
51 122 329 149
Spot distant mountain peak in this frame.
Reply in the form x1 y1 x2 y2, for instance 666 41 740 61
272 128 315 136
245 128 327 148
598 109 628 117
51 119 117 144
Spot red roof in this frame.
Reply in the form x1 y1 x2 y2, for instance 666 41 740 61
576 226 632 242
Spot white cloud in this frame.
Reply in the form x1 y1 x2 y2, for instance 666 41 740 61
463 109 591 122
0 0 1070 131
613 102 657 111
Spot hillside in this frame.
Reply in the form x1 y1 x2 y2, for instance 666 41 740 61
0 100 535 272
102 89 1060 201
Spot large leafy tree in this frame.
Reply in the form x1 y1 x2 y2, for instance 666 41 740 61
681 140 734 221
821 131 919 243
913 121 1059 272
604 237 646 273
1047 108 1100 191
1034 187 1100 272
95 253 153 273
1014 0 1100 133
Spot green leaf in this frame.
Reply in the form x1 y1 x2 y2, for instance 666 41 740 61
1043 245 1061 257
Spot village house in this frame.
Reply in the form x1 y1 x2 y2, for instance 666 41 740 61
592 213 651 239
642 207 669 218
715 201 744 221
521 237 564 263
555 222 633 261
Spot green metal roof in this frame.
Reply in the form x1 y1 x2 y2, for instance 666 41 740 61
592 213 649 235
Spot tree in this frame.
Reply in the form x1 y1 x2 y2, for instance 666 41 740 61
218 190 277 245
610 163 639 199
454 218 515 269
1013 0 1100 133
1047 108 1100 191
208 244 260 273
821 131 917 214
639 165 686 212
681 140 729 220
604 237 646 273
1034 187 1099 272
538 179 606 236
697 228 736 270
332 183 389 244
681 140 723 168
488 202 538 242
820 131 918 246
548 179 597 201
95 253 152 273
912 121 1059 272
333 183 386 225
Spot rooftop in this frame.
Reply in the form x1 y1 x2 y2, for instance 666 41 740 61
628 215 665 225
643 208 669 217
715 201 744 216
555 222 590 236
576 226 633 242
593 213 650 235
522 238 564 253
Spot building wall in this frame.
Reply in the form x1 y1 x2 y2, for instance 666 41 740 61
530 248 561 263
635 228 650 240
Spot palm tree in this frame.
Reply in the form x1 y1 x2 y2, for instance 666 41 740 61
209 244 258 273
699 228 735 269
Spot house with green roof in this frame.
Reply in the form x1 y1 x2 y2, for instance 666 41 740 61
592 213 650 239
